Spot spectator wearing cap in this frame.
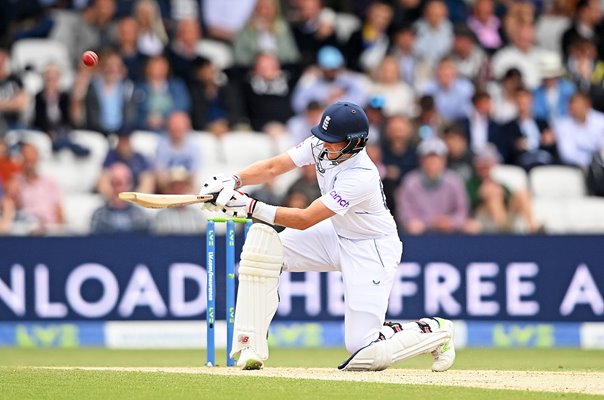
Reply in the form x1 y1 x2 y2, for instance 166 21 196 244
287 101 325 144
561 0 602 61
152 167 206 235
291 46 369 114
420 57 475 121
553 92 604 168
466 144 537 233
369 56 416 118
487 68 523 124
97 126 154 198
449 24 489 88
532 52 576 122
456 90 510 162
154 112 201 193
413 0 453 66
91 162 150 234
134 55 190 132
396 138 472 234
466 0 502 55
73 51 136 136
491 24 547 90
381 115 418 215
345 0 393 72
233 0 300 67
241 53 296 133
290 0 338 68
504 87 559 170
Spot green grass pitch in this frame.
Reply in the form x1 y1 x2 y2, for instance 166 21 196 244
1 348 603 399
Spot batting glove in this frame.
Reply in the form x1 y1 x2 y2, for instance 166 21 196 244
198 174 242 207
222 191 278 224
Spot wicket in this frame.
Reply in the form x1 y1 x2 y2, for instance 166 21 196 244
206 217 252 367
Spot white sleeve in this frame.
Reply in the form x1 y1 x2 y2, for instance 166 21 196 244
287 137 316 167
319 170 372 216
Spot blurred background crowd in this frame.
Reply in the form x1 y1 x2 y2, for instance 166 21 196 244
1 0 604 236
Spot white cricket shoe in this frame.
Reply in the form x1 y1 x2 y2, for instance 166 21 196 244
237 348 264 370
431 318 455 372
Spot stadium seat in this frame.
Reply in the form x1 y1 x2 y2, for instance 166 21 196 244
5 129 52 161
530 166 587 198
334 13 361 43
130 130 160 160
196 39 234 70
10 39 73 87
63 193 105 235
565 197 604 233
491 165 529 191
533 198 571 233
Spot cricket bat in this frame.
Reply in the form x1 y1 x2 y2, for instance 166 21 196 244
118 192 216 209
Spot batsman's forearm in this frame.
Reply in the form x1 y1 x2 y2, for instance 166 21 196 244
236 153 296 186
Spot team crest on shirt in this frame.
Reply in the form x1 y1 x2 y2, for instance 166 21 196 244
330 190 349 207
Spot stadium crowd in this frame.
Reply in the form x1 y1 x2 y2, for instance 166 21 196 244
1 0 604 235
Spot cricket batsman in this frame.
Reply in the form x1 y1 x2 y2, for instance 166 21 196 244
200 102 455 371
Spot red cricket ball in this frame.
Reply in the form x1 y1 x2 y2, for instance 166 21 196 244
82 51 99 67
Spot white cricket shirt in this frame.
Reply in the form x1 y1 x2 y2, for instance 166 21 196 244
288 137 398 239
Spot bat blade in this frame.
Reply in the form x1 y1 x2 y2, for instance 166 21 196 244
118 192 215 209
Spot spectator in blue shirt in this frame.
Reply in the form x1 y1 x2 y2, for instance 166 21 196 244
532 52 576 123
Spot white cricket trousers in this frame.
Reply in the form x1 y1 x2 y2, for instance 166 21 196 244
279 219 403 353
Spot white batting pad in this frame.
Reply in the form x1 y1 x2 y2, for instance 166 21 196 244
338 329 451 371
230 224 283 360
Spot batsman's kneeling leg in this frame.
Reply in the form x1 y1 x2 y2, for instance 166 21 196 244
230 224 283 362
338 324 453 371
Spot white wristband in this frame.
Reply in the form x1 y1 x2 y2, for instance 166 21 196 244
251 201 278 225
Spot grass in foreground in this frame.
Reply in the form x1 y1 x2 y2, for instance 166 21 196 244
1 369 602 400
0 348 603 371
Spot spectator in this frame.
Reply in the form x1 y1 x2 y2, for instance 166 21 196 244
413 0 453 65
466 0 502 55
114 17 146 81
456 91 509 161
133 0 168 57
97 126 154 198
364 95 387 145
505 87 558 170
50 0 117 66
420 57 475 121
554 92 604 168
286 100 324 145
91 162 150 234
152 167 206 235
202 0 257 42
487 67 522 124
189 59 237 136
346 0 393 72
286 164 321 203
381 115 418 214
397 138 472 234
290 0 338 68
33 64 89 156
534 0 573 55
390 24 431 90
449 24 489 88
443 123 474 181
13 143 64 234
466 144 537 233
0 49 29 131
154 112 200 192
233 0 300 67
291 46 368 114
241 53 295 133
392 0 424 27
0 180 15 234
282 190 311 209
134 55 190 132
0 138 21 186
369 56 415 118
165 19 208 84
532 52 576 122
566 38 604 112
77 51 137 135
413 95 447 141
501 1 535 45
249 178 283 206
561 0 602 61
491 24 547 90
